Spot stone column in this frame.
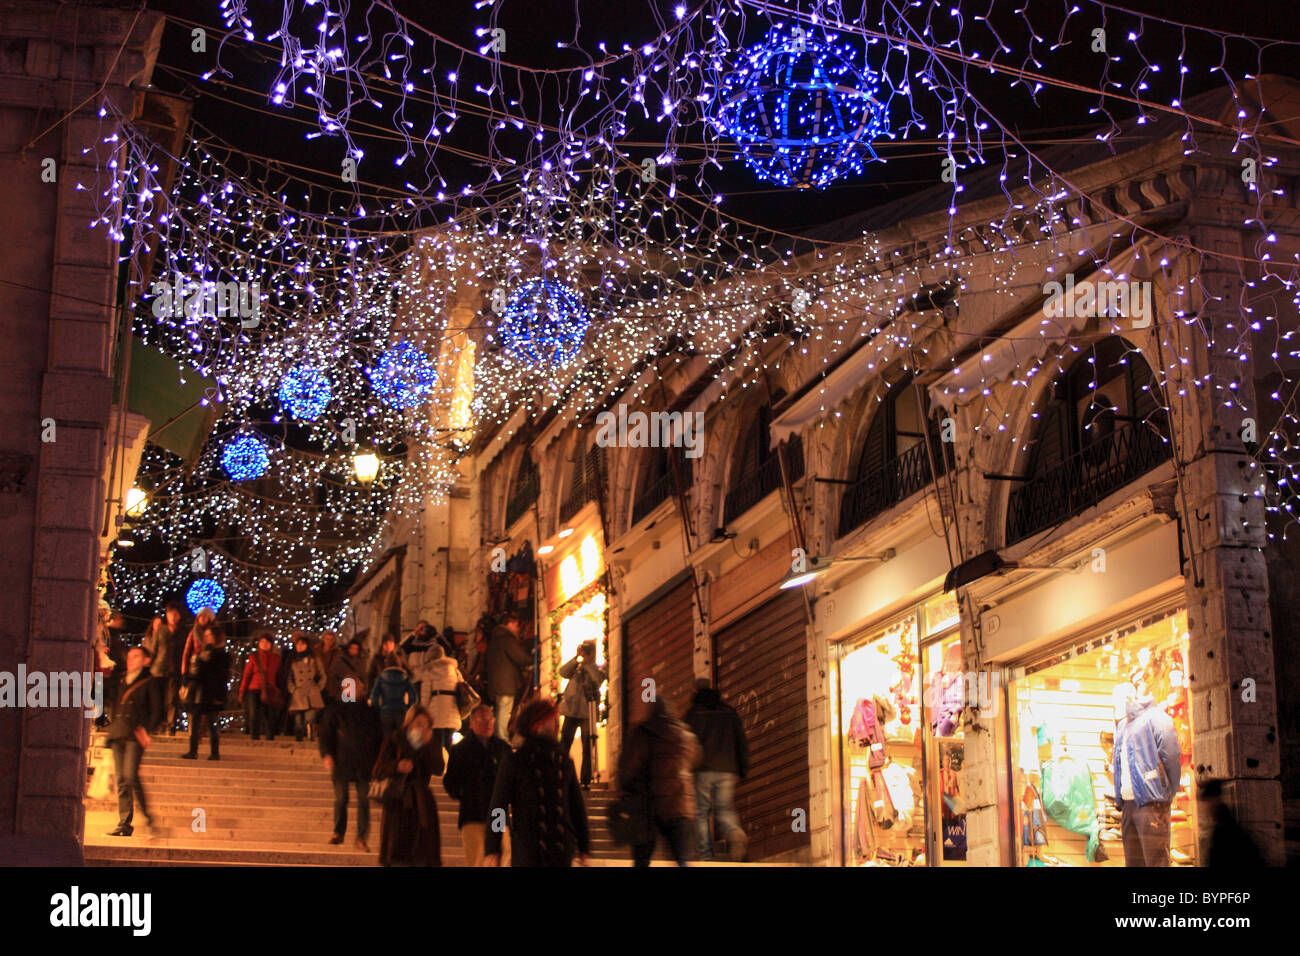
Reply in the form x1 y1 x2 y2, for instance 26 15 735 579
0 0 163 864
1179 220 1284 863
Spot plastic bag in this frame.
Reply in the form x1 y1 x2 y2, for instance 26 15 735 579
1040 755 1101 862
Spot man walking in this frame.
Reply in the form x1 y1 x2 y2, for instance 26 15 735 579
141 601 185 734
485 612 531 742
684 678 750 861
318 696 383 852
106 647 159 837
443 704 512 866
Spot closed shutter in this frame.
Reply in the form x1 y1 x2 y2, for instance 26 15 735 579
713 590 810 861
623 578 696 726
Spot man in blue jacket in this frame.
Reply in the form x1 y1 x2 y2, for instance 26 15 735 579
1112 679 1182 866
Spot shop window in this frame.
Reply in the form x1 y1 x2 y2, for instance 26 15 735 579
838 599 966 866
1007 337 1170 545
1009 609 1195 867
723 401 804 523
838 375 951 538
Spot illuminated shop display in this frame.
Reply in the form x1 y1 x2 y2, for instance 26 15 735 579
1008 609 1196 867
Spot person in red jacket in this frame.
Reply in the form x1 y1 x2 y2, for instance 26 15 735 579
239 633 284 740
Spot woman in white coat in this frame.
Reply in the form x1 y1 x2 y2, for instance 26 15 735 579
423 645 465 768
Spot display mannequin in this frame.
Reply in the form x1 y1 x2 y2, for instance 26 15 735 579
1112 676 1181 866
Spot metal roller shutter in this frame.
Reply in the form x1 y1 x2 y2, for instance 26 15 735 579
713 590 810 861
623 578 696 722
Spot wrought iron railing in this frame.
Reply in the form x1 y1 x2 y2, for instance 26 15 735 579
837 438 948 538
559 446 606 522
723 435 804 524
1006 422 1171 545
505 469 539 528
631 458 692 525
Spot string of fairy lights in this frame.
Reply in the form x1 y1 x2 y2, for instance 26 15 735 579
90 0 1300 631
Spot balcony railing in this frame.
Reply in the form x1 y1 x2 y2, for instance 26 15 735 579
631 459 692 526
1006 422 1171 545
505 470 539 528
559 447 606 522
723 435 804 524
838 438 948 538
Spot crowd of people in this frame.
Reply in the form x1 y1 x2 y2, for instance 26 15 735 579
94 602 756 867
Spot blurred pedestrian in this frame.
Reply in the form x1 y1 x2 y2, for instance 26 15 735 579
287 633 326 742
318 696 382 851
182 624 229 760
105 647 158 836
484 698 589 867
327 637 367 703
444 704 512 866
620 695 701 867
684 678 751 861
239 633 284 741
367 633 401 689
372 706 443 866
558 639 604 789
485 612 531 742
317 631 341 702
370 654 415 737
1201 780 1265 868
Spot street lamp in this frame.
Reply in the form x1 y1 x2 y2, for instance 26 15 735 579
124 486 149 518
353 450 380 483
777 550 896 590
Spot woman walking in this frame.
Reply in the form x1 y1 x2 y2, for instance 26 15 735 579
372 706 443 866
484 698 589 868
423 645 466 767
287 633 326 742
181 624 229 760
239 634 284 741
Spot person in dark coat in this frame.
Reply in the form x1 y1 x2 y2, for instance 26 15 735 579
317 631 342 703
620 694 702 867
370 655 415 737
327 638 367 703
444 704 512 866
366 634 401 689
141 602 186 734
485 612 532 742
372 706 444 866
484 698 589 868
106 647 160 836
684 678 751 860
318 698 383 851
1201 779 1265 868
239 633 284 740
182 624 229 760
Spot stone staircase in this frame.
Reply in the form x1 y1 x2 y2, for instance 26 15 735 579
83 732 622 867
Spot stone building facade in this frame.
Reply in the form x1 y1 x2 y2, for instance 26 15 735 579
444 77 1297 866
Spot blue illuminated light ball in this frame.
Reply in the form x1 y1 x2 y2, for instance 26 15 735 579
277 365 332 421
186 578 226 615
367 341 437 409
220 434 270 481
498 279 589 365
713 24 888 189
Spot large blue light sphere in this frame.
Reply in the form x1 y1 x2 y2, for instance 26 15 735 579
713 24 888 189
220 434 270 481
186 577 226 615
367 341 437 409
499 279 589 365
278 365 332 421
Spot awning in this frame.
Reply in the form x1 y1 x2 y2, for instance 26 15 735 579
126 337 218 463
770 343 885 445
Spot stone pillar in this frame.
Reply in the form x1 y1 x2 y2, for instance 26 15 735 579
1180 223 1284 864
0 1 163 864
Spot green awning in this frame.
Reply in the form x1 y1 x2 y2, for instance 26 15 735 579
125 337 218 463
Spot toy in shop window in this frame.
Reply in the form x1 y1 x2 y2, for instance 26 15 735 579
929 642 965 738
